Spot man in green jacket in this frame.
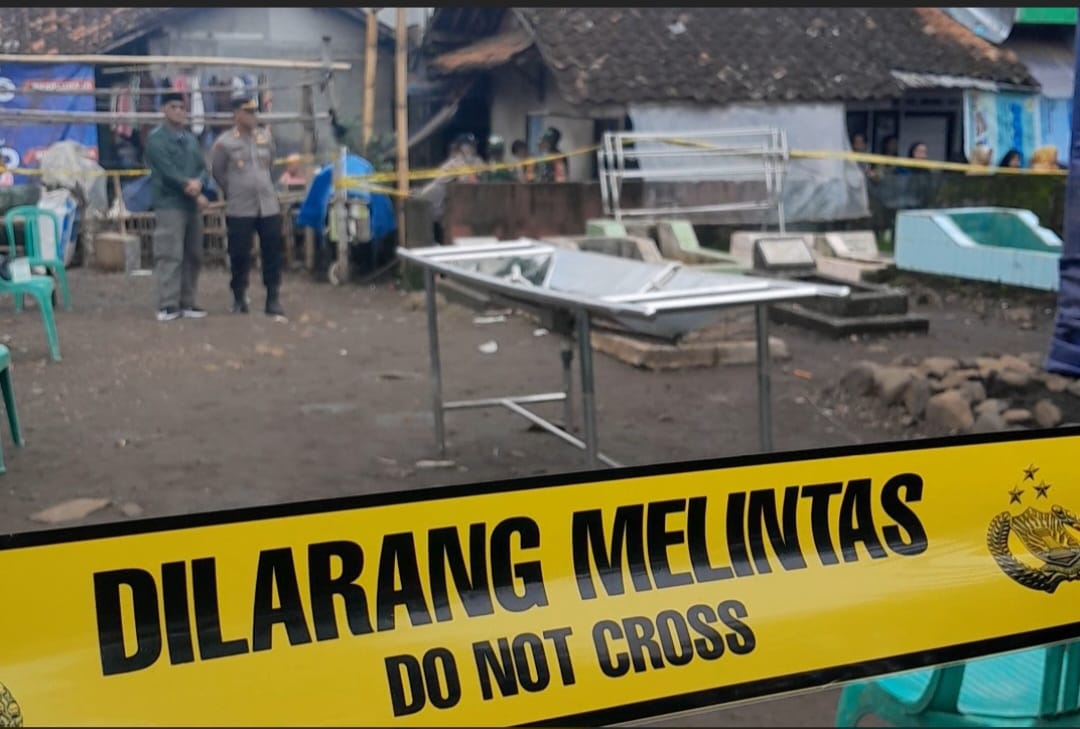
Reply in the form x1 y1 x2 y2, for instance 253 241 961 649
144 91 209 321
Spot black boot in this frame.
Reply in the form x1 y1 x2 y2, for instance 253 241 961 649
231 289 249 314
265 286 285 317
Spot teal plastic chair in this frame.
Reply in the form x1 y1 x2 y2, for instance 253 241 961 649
835 642 1080 727
4 205 72 311
0 344 24 473
0 265 61 362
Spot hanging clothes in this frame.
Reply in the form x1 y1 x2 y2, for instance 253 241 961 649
136 72 158 151
111 83 133 139
257 73 271 113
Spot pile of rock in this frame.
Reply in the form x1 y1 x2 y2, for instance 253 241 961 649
840 353 1078 434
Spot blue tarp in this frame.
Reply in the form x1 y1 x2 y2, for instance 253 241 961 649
0 63 98 186
296 154 396 242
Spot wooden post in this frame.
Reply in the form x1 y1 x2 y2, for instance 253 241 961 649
330 145 349 286
301 82 316 272
321 36 339 113
362 9 379 150
395 7 408 246
111 173 127 237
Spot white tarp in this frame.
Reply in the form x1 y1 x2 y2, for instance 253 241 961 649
627 102 869 223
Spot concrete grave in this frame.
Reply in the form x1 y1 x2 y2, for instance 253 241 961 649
813 230 894 283
729 231 817 265
753 236 818 272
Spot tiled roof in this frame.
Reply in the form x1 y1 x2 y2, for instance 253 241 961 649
0 7 187 55
0 7 384 56
512 7 1039 105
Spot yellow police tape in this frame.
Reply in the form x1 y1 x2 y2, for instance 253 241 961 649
2 428 1079 726
0 141 1065 198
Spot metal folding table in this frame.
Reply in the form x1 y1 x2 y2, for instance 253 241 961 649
398 240 848 468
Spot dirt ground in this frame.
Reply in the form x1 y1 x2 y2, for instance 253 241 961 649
0 265 1060 726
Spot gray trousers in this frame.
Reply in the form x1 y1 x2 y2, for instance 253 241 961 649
153 207 203 310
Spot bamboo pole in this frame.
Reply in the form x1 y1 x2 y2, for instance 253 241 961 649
0 52 350 71
362 9 379 149
0 109 329 126
321 37 340 111
9 81 312 96
301 83 317 273
111 173 127 237
395 8 409 246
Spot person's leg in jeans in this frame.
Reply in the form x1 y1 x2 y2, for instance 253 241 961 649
179 207 205 317
254 213 284 316
226 216 256 313
152 208 184 320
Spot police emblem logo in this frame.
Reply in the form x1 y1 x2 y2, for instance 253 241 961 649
987 465 1080 594
0 682 22 727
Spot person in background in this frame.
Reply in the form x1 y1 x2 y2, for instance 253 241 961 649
967 144 992 174
277 153 307 191
419 133 481 244
896 141 929 175
276 153 308 268
144 90 209 322
211 94 285 317
534 127 567 182
869 134 899 179
999 149 1023 169
850 132 874 179
1030 146 1061 171
510 139 533 182
481 135 516 182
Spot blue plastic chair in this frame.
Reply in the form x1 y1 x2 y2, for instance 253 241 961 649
4 205 72 311
0 344 24 473
835 642 1080 727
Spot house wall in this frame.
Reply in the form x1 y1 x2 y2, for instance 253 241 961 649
488 65 610 182
146 7 395 156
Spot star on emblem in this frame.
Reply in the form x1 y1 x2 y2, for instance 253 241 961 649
1024 464 1040 481
1009 485 1025 504
1035 481 1052 499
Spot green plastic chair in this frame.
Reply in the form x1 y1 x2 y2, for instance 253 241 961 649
0 264 61 362
835 642 1080 727
4 205 72 311
0 344 25 473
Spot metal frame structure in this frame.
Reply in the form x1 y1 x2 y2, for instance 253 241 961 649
597 127 789 232
398 240 848 469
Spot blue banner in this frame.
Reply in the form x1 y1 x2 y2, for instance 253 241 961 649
965 90 1039 166
0 62 98 186
1040 97 1073 167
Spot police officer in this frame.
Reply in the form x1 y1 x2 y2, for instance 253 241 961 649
211 95 285 316
481 135 516 182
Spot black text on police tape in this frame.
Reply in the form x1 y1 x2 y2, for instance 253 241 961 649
385 628 576 716
92 516 548 676
90 473 926 677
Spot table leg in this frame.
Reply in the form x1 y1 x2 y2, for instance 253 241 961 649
756 303 773 453
425 269 446 458
576 310 599 467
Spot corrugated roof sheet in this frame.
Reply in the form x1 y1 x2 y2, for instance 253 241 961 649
890 70 1003 92
1006 37 1074 98
430 30 533 74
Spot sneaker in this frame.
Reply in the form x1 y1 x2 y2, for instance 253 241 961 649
231 299 249 314
182 307 208 319
156 307 181 322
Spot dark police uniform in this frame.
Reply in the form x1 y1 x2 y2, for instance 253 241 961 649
210 96 284 315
